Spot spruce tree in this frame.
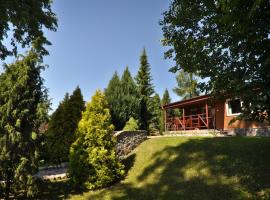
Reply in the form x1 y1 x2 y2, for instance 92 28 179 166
161 89 171 132
135 48 154 131
104 72 123 130
120 66 139 126
45 87 84 164
69 90 124 189
0 50 49 199
149 94 162 133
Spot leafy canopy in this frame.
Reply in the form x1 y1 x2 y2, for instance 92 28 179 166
161 0 270 123
0 0 57 60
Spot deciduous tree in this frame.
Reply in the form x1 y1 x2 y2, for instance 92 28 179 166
0 0 57 60
161 0 270 123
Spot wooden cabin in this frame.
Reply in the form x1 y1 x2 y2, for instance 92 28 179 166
162 95 268 132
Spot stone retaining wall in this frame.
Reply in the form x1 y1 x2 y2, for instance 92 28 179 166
227 127 270 136
114 130 147 159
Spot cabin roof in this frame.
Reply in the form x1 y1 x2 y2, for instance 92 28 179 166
162 94 211 109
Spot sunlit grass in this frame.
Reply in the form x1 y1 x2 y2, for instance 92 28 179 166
67 137 270 200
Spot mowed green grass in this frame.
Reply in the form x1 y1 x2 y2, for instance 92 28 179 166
67 137 270 200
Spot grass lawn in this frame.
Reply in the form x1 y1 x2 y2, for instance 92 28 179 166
39 137 270 200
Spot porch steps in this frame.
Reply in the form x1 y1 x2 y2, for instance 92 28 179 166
163 129 231 137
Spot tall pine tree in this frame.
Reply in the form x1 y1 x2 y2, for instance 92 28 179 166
135 48 154 131
0 50 49 199
104 72 123 130
69 90 124 189
161 89 171 132
45 87 84 164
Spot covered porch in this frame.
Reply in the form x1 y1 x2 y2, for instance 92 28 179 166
162 95 215 131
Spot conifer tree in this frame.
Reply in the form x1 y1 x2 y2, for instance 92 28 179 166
120 66 139 126
123 117 139 131
135 48 154 131
45 87 84 164
173 70 200 100
0 50 49 199
69 90 124 189
161 89 171 132
149 94 162 133
104 72 123 130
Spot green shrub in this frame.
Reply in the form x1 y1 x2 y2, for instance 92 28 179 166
123 117 139 131
68 90 124 189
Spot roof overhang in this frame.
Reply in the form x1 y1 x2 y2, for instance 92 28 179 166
162 94 211 109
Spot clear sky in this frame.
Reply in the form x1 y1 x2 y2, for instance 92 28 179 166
5 0 181 111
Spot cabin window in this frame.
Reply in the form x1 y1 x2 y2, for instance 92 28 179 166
226 99 242 116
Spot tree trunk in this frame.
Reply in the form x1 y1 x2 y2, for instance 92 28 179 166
5 171 11 200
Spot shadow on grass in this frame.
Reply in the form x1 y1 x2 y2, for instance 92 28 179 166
88 137 270 200
122 153 136 174
36 178 86 200
36 153 136 199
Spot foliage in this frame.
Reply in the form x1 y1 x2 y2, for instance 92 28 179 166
0 0 57 60
105 68 139 130
161 0 270 124
69 90 124 190
69 137 270 200
45 87 84 164
0 50 49 199
135 48 155 131
160 89 171 132
173 70 200 100
123 117 139 131
149 94 161 133
105 72 123 130
120 67 140 128
161 89 171 106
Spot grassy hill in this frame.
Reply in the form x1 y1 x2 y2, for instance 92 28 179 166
66 137 270 200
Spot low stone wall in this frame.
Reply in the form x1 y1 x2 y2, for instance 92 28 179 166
227 127 270 136
114 130 147 159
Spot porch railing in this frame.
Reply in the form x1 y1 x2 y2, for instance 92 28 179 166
166 113 213 131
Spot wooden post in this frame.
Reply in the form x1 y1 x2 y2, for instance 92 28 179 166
164 108 167 132
205 103 209 128
182 108 185 130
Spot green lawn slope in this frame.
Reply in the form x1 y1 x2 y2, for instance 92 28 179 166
67 137 270 200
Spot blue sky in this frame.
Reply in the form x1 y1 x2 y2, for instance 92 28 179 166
3 0 180 111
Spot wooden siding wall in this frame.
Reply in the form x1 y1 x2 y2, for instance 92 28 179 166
223 103 268 130
215 102 225 129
